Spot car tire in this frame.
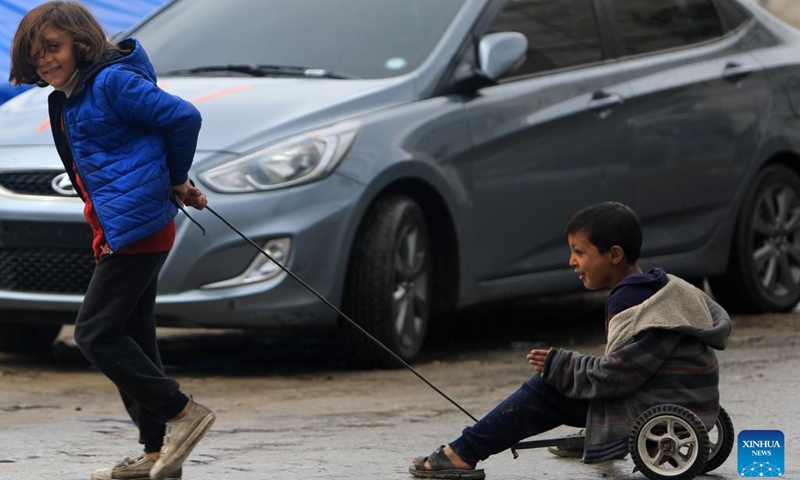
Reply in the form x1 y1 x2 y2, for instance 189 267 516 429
709 164 800 312
341 195 432 368
0 322 62 353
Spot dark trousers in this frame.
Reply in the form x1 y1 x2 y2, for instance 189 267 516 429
450 374 589 466
74 251 189 453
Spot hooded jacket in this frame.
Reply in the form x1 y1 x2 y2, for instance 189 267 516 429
48 38 201 251
543 274 732 463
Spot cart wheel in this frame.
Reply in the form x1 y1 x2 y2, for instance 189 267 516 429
703 407 734 473
629 404 709 480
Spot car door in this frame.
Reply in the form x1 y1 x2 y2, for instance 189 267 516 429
466 0 635 287
604 0 770 257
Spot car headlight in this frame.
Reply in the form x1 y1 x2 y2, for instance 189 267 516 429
199 120 360 193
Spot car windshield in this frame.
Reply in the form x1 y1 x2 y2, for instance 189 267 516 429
130 0 466 80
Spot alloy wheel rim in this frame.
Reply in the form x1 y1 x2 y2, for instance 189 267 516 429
750 184 800 298
392 224 429 350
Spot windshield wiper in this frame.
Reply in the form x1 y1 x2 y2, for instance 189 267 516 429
161 64 359 79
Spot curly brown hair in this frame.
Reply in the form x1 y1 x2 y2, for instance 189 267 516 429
8 1 116 86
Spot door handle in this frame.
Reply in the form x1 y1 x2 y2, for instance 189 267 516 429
722 62 751 84
588 91 623 116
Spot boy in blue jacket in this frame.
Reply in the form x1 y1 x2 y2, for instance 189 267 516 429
9 2 214 480
409 201 732 480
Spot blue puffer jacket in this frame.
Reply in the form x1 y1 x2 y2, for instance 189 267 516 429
48 38 201 251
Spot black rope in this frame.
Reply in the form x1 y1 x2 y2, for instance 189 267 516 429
204 205 481 424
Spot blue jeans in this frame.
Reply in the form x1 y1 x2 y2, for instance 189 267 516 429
74 252 189 453
450 374 588 466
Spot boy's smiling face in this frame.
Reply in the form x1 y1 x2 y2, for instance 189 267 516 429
567 231 618 290
32 26 77 89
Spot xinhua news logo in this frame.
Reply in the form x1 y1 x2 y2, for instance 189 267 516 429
738 430 784 477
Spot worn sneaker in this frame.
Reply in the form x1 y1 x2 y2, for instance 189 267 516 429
90 455 181 480
149 402 215 480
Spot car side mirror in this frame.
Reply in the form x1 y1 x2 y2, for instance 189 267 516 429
445 31 528 95
477 32 528 81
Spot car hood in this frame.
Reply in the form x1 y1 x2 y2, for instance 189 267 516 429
0 76 414 155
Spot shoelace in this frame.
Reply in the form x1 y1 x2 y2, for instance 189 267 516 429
115 456 145 468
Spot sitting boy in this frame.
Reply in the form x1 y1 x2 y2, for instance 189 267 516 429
409 201 731 480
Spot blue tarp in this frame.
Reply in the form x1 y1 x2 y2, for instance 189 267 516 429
0 0 166 104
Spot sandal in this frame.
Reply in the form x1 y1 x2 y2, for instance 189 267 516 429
409 445 485 480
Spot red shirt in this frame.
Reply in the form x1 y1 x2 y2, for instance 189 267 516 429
73 166 175 261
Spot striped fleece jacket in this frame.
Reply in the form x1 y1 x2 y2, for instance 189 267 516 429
543 273 732 463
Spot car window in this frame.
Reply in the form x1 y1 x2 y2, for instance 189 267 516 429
609 0 725 56
486 0 603 78
130 0 465 80
714 0 752 31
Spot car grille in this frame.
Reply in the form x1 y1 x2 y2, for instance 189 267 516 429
0 248 94 294
0 171 65 197
0 221 94 294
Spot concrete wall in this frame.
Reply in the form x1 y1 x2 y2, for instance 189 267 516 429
754 0 800 28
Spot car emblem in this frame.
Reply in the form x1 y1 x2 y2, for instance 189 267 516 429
51 172 77 196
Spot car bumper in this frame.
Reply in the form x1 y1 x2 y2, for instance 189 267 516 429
0 171 366 330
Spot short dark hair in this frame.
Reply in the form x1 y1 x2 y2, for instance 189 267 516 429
9 1 116 86
565 202 642 262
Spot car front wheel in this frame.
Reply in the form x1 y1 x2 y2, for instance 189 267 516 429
710 164 800 312
341 195 432 368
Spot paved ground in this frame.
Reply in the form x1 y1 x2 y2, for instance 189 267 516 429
755 0 800 28
0 294 798 480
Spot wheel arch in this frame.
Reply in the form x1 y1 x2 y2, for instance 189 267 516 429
763 150 800 179
719 150 800 263
734 150 800 235
708 152 800 312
